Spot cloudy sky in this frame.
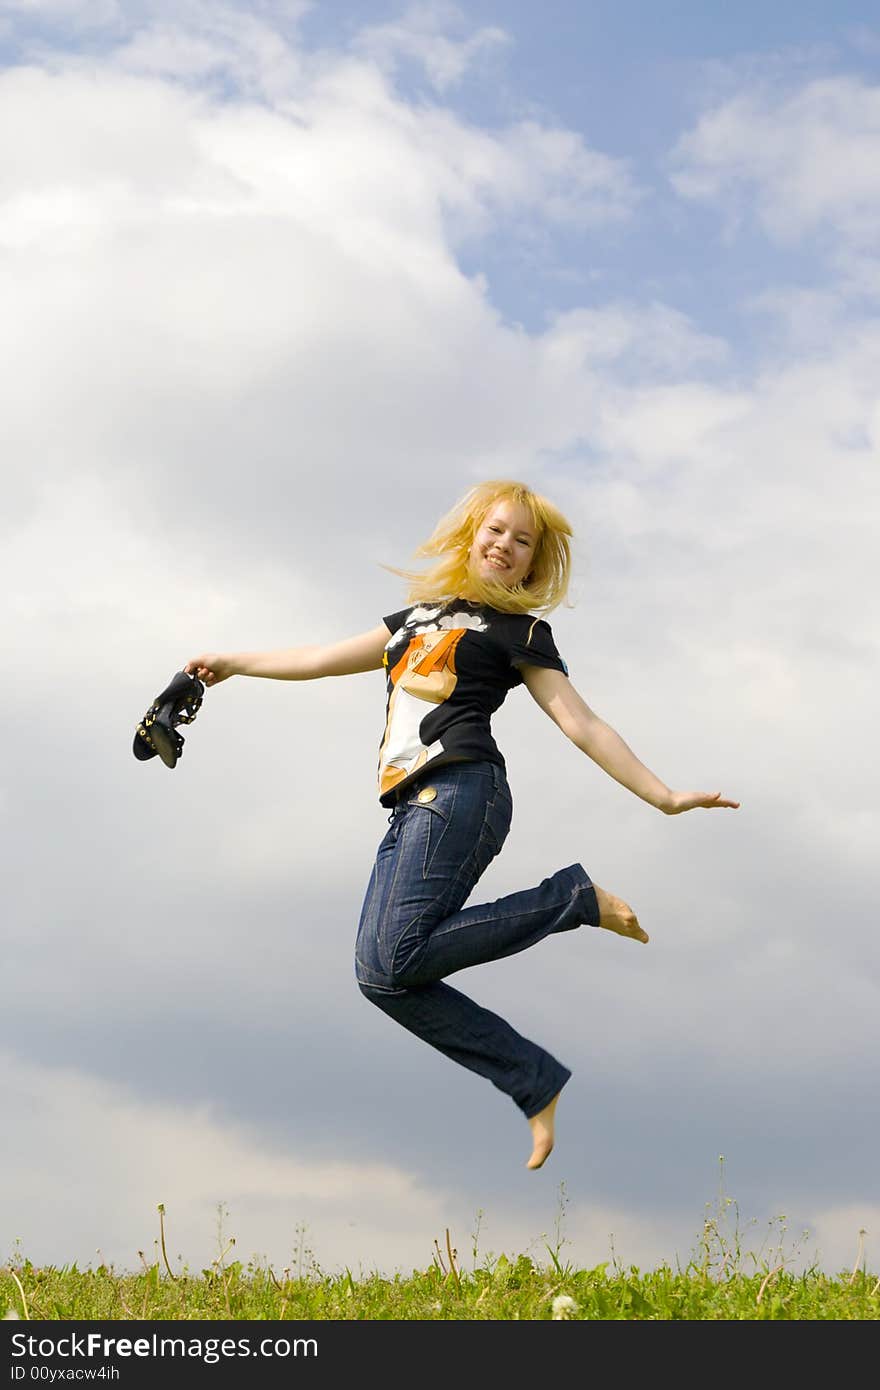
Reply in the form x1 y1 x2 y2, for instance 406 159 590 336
2 0 878 1283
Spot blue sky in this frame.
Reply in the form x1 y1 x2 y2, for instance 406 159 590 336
7 0 878 346
293 0 880 341
1 0 878 1283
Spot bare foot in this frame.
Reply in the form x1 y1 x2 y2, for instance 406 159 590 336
526 1092 561 1170
593 884 649 943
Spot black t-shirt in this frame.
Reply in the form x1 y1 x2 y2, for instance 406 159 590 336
377 597 568 805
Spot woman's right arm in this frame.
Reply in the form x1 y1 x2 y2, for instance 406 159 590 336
185 624 390 686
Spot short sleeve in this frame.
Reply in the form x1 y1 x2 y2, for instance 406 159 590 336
382 608 411 635
509 618 569 678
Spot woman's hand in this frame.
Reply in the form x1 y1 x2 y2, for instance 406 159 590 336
184 654 238 687
662 790 741 815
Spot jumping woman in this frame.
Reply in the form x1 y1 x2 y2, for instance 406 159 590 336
185 480 739 1169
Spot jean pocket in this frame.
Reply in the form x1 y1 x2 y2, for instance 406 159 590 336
484 792 512 856
410 801 450 879
485 767 513 845
403 782 456 880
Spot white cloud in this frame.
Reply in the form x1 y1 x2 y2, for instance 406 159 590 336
355 0 510 93
8 1049 862 1279
805 1205 880 1278
112 2 311 101
0 1049 458 1274
0 0 121 20
542 303 729 375
0 43 638 554
671 76 880 251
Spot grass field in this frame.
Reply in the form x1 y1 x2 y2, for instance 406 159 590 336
2 1258 878 1321
2 1194 878 1320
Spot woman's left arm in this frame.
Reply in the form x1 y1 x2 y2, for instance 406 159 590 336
520 666 740 815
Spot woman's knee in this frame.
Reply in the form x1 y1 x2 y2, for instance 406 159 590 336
358 978 407 1014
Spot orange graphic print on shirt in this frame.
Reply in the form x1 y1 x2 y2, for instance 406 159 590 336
378 628 466 797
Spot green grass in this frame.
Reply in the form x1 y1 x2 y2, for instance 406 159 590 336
2 1255 878 1321
3 1191 878 1321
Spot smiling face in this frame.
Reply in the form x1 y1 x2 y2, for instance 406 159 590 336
467 497 539 589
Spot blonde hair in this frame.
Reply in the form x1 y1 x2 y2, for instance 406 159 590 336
383 479 573 618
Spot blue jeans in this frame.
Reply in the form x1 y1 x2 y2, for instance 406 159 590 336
355 761 600 1119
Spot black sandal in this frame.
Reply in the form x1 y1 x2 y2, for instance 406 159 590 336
133 670 205 769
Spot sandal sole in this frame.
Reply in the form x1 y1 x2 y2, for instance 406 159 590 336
148 707 179 769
